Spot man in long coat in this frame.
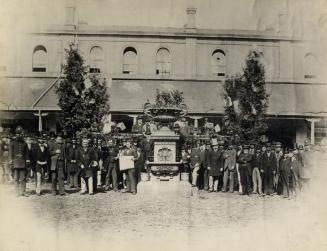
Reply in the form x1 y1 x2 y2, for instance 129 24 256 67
121 140 138 195
260 144 277 195
33 136 49 195
207 143 223 192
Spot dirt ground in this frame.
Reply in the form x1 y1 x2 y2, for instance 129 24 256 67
0 177 326 251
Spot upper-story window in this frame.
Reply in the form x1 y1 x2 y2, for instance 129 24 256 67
33 45 47 72
89 46 104 73
123 47 137 74
304 53 318 79
211 49 226 77
156 48 171 75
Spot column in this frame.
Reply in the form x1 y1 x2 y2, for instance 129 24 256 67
306 118 321 145
128 115 138 125
33 110 49 132
189 116 202 128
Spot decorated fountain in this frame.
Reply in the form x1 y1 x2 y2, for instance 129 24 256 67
137 89 192 195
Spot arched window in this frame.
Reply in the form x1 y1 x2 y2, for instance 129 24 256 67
90 46 104 73
304 53 318 79
32 45 47 72
211 50 226 76
156 48 171 75
123 47 137 74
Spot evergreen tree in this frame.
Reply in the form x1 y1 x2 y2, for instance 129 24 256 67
223 50 269 142
55 44 109 136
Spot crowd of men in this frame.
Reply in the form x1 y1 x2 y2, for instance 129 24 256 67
184 139 313 198
0 125 316 199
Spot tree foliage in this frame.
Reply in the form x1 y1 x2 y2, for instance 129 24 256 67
223 50 269 142
55 44 109 136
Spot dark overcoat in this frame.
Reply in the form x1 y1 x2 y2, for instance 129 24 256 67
207 150 223 176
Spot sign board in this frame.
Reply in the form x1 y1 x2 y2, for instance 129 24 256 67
119 155 135 171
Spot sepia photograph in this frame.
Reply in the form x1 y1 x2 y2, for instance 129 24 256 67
0 0 327 250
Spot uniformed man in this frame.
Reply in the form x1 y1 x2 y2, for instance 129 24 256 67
49 134 66 196
237 145 253 195
8 126 28 197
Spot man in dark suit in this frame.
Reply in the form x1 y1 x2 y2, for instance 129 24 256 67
237 145 253 195
260 143 277 196
77 138 97 195
8 126 28 197
49 134 66 195
207 143 223 192
66 137 79 188
104 138 119 191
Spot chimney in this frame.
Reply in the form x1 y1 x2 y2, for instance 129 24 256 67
65 6 75 25
186 7 197 29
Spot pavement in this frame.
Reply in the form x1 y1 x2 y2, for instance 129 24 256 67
0 175 326 251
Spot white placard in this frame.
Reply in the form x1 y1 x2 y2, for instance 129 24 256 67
119 156 135 171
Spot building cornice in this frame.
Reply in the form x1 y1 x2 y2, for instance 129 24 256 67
29 24 302 42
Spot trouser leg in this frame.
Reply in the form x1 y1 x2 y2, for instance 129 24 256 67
236 164 242 193
81 177 87 193
209 176 213 191
19 170 26 195
97 170 102 186
58 168 65 195
222 170 228 191
127 169 136 193
112 166 118 190
73 173 79 187
88 177 93 194
51 171 57 194
214 177 219 191
192 166 199 186
14 169 20 195
252 168 258 193
203 169 209 190
229 170 234 192
36 170 42 194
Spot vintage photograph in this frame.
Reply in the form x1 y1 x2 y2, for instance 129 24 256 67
0 0 327 250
